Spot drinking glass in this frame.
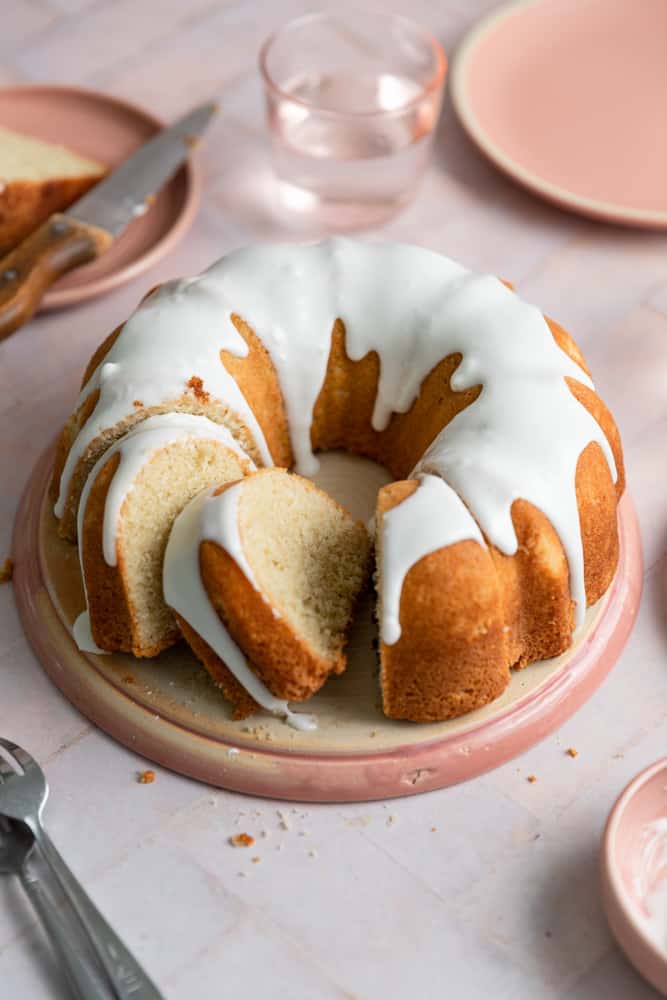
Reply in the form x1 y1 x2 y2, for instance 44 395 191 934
260 11 447 230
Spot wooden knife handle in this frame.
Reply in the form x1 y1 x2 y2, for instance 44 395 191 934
0 213 112 342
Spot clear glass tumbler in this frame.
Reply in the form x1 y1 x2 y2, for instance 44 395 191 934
260 11 446 230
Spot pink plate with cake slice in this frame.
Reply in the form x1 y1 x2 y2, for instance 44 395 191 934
451 0 667 228
0 85 201 308
12 447 642 803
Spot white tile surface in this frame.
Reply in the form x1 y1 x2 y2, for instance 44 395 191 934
1 2 667 998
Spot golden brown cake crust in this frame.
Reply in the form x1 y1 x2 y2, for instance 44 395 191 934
200 540 345 702
78 453 142 655
174 614 259 720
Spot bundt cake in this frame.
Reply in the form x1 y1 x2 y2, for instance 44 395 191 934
52 238 625 725
74 413 254 657
0 125 106 257
163 469 371 725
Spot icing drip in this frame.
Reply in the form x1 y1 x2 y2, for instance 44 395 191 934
199 479 258 591
412 274 616 627
381 475 485 645
168 239 614 626
163 486 316 731
201 241 471 472
55 276 273 518
73 413 254 653
72 609 105 655
633 818 667 954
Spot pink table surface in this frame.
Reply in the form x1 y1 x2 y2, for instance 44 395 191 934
1 2 666 998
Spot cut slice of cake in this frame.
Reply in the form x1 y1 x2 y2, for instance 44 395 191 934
164 468 372 721
0 126 106 256
75 414 254 658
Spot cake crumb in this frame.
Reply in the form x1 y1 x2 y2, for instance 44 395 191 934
527 775 537 784
251 856 261 864
132 400 144 408
277 810 291 830
347 815 372 828
230 833 255 848
137 770 155 784
187 375 209 402
0 558 13 583
566 747 578 758
430 826 437 832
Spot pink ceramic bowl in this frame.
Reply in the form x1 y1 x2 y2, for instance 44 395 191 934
601 759 667 994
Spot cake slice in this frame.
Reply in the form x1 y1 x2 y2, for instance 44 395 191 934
164 468 371 721
75 414 254 658
0 125 106 256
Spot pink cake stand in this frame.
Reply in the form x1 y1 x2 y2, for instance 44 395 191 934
13 445 643 803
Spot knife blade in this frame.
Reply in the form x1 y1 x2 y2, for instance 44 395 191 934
69 101 217 236
0 100 217 342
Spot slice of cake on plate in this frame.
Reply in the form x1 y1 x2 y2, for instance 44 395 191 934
0 125 106 256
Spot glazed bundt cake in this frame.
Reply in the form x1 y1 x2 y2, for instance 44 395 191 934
75 413 254 657
164 469 371 724
52 238 625 725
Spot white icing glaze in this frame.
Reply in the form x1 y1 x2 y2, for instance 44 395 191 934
132 238 615 626
63 238 620 704
163 486 316 731
54 277 273 518
199 479 258 591
633 818 667 953
72 609 106 654
412 270 615 627
380 474 485 645
73 413 254 654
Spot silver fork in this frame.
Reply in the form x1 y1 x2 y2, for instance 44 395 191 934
0 817 110 999
0 739 163 1000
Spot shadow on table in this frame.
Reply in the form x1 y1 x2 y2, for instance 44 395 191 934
521 837 656 996
0 870 71 999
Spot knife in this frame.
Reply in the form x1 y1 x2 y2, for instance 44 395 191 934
0 101 217 342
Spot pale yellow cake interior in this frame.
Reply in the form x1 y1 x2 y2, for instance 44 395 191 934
0 125 105 181
239 472 371 660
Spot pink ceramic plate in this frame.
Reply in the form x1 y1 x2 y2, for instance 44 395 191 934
602 760 667 994
0 85 201 308
451 0 667 227
13 447 642 803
